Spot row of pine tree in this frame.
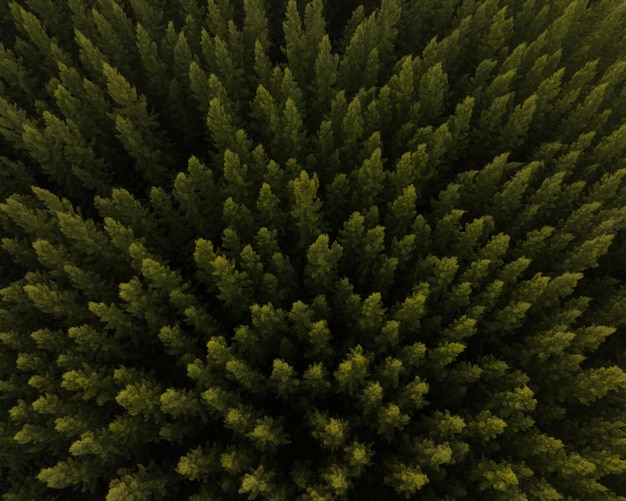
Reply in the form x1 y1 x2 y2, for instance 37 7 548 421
1 0 626 499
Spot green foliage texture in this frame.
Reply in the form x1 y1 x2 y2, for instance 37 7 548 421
2 0 626 499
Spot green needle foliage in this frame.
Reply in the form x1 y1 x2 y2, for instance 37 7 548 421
1 0 626 499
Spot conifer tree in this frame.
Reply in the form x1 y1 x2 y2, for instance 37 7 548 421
2 1 626 499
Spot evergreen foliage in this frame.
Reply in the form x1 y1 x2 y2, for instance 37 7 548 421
1 0 626 499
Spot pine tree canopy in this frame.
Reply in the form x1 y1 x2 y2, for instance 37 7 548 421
2 0 626 499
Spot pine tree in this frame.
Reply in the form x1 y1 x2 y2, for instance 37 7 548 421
2 1 626 499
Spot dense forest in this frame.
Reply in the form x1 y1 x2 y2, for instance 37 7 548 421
1 0 626 499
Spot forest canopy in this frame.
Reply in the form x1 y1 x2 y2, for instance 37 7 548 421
1 0 626 499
